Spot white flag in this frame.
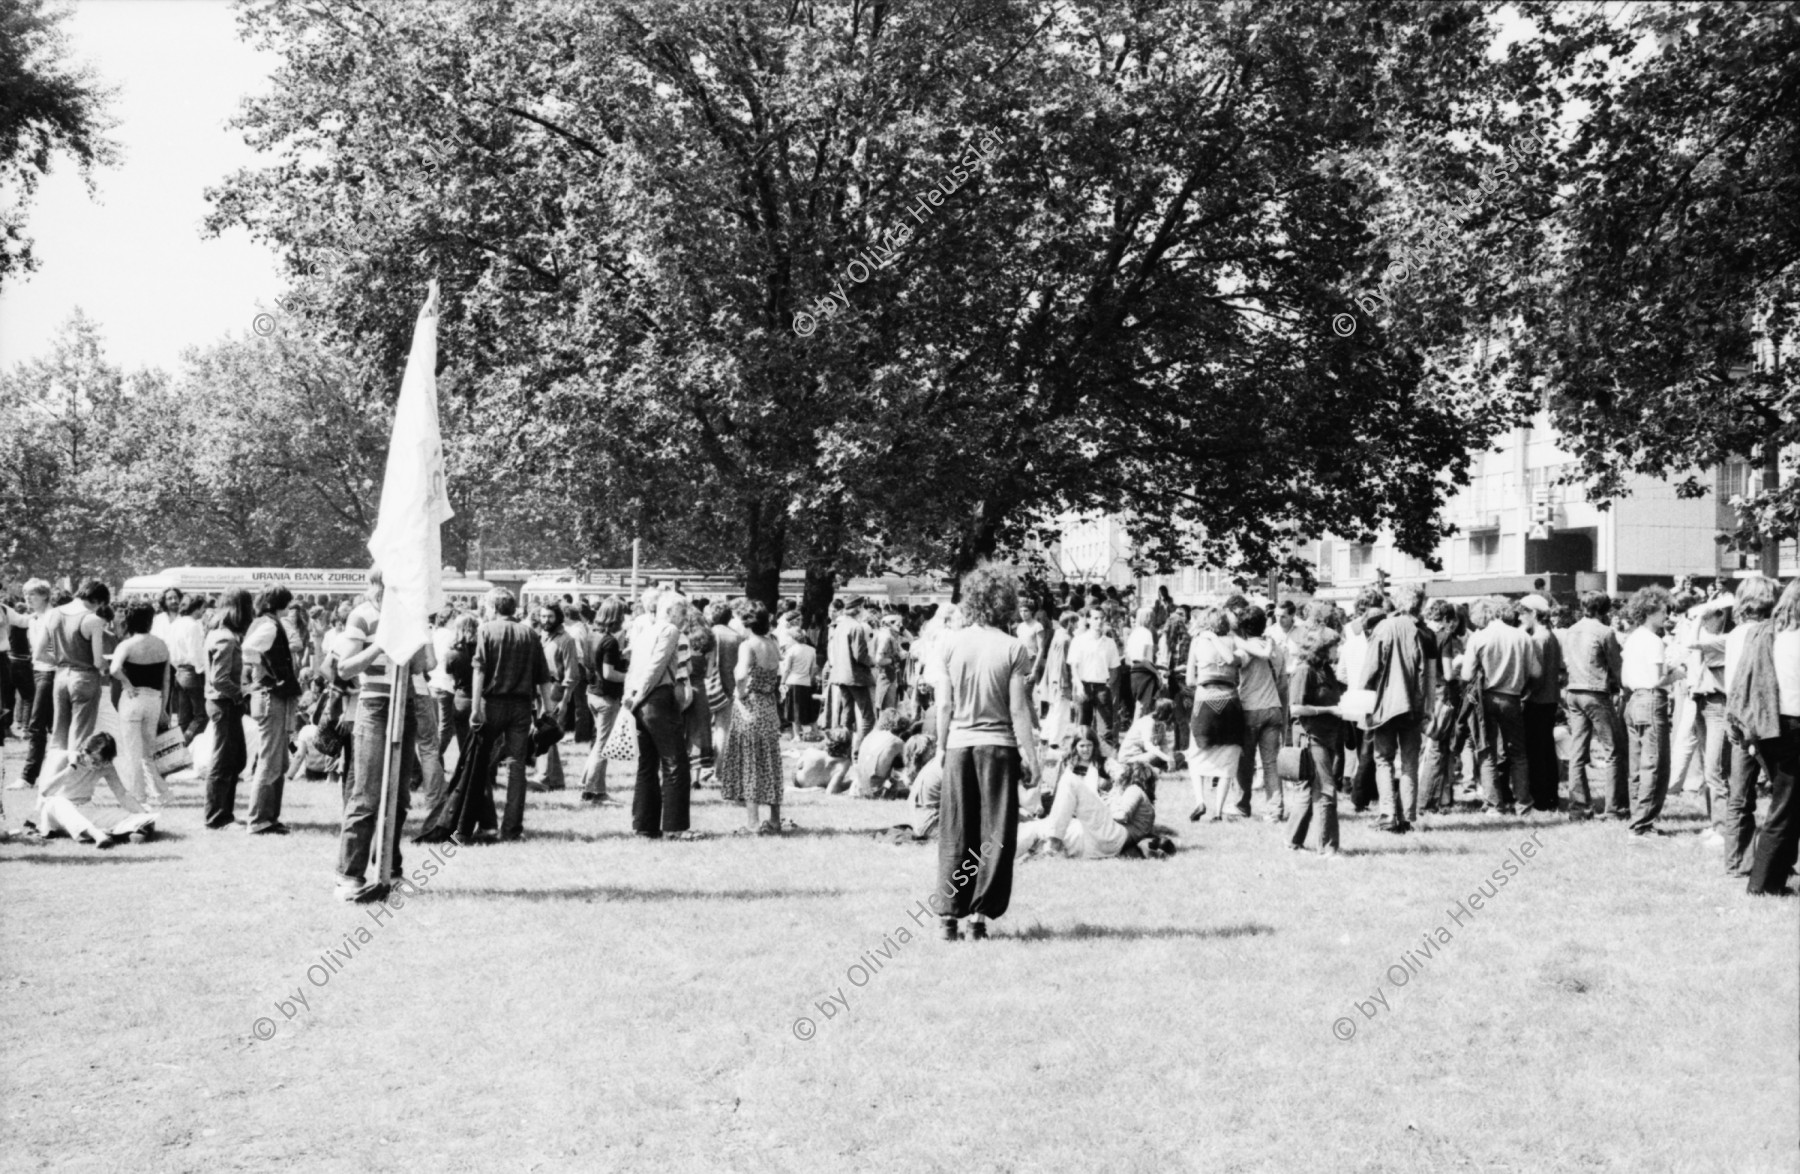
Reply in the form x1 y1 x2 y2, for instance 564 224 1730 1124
368 280 453 666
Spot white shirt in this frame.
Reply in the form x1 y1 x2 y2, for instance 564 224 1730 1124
428 626 457 693
1621 628 1669 692
1724 626 1752 692
1124 625 1156 664
1070 628 1120 684
1776 630 1800 718
28 610 56 671
165 615 206 670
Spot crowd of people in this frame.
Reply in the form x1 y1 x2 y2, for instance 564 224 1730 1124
1 563 1795 923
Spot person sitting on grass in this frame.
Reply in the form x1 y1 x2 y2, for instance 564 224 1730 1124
1018 759 1157 860
23 733 157 849
1114 698 1178 778
904 733 943 839
1025 725 1108 819
793 727 852 791
848 708 908 797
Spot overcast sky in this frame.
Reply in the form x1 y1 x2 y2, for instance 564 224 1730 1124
0 0 284 375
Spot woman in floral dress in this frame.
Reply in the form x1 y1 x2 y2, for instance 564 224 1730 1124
719 602 785 834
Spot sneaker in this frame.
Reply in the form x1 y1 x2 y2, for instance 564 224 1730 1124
1188 805 1206 822
5 778 34 791
939 917 961 942
969 921 988 941
250 823 290 836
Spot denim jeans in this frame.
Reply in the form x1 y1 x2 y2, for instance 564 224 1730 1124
1724 723 1764 874
1371 713 1423 825
1290 720 1342 852
1563 691 1619 814
1477 691 1530 811
580 693 623 799
204 697 249 827
339 698 415 882
1678 695 1730 820
22 669 53 784
51 667 102 761
1237 706 1285 816
1625 688 1670 834
633 684 690 834
117 685 166 804
249 691 296 832
174 666 207 741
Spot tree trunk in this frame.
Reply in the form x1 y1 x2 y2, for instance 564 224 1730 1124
1760 440 1781 578
801 564 837 631
742 499 786 612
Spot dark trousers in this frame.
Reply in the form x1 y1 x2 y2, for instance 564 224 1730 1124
1524 700 1560 811
832 683 875 757
1127 667 1159 722
0 655 20 731
1746 716 1800 895
1349 723 1378 810
1625 688 1670 834
203 698 249 827
632 684 691 834
174 667 207 741
22 669 53 784
466 696 532 839
1564 690 1619 814
1077 681 1113 737
1290 722 1342 851
936 744 1019 920
1477 690 1530 810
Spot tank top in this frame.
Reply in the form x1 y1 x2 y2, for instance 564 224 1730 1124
122 660 165 688
49 606 102 673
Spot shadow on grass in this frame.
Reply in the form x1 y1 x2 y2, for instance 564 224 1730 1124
0 852 183 865
1004 921 1275 943
1339 842 1473 856
438 884 846 902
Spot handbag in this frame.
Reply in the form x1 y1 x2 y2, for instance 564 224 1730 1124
152 727 192 777
600 709 636 761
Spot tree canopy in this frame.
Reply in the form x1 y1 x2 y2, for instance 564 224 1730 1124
0 0 115 287
208 0 1544 599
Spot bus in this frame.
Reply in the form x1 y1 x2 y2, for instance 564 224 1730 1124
120 567 494 611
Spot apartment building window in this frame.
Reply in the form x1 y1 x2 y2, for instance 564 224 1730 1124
1469 532 1500 572
1719 458 1754 502
1349 543 1375 578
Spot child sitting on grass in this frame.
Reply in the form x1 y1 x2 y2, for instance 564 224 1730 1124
793 728 853 791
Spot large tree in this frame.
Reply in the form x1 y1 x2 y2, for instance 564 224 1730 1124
211 0 1541 601
0 0 115 287
1509 0 1799 572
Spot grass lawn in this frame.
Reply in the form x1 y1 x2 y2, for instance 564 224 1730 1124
1 732 1795 1174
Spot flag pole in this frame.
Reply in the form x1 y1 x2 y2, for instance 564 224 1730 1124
373 670 408 885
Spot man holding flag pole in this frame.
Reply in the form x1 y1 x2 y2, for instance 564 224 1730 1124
333 281 454 902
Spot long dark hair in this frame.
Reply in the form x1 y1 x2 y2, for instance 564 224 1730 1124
215 589 253 636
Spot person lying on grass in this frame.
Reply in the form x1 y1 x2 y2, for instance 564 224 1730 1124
793 727 852 791
21 733 157 850
1018 759 1158 860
